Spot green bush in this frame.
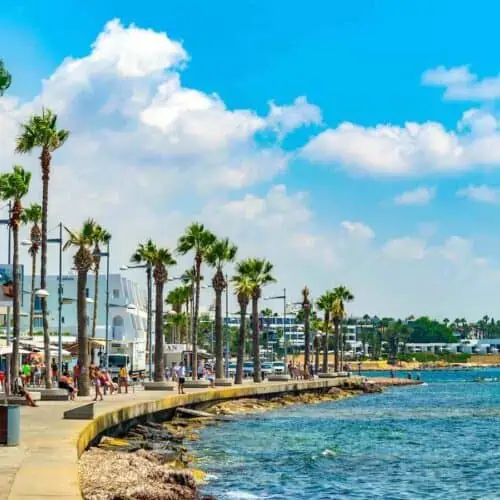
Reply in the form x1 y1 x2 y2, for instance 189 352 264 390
397 352 470 363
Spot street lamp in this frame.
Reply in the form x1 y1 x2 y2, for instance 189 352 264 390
93 243 110 368
264 288 288 364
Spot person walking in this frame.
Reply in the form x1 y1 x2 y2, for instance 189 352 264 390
177 362 186 394
119 365 128 394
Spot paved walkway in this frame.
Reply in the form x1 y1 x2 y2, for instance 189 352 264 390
0 378 353 499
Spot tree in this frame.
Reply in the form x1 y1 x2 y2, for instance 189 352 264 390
260 307 273 357
317 291 335 372
151 245 176 382
234 258 276 382
408 317 456 343
63 219 96 396
301 286 312 378
206 237 237 379
20 203 42 337
177 223 216 379
0 59 12 96
0 165 31 380
360 314 372 357
16 108 69 388
165 286 190 342
232 273 253 384
181 267 198 350
331 286 354 372
131 240 156 374
90 225 111 351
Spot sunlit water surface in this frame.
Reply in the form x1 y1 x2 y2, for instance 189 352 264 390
192 368 500 499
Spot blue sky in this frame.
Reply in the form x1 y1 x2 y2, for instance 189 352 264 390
2 1 500 318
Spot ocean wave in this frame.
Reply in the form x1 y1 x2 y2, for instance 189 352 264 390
321 448 337 456
226 491 260 499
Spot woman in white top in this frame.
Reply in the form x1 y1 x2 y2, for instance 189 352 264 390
176 362 186 394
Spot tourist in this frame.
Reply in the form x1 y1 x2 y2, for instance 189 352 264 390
58 371 77 400
73 362 80 388
22 361 31 385
92 369 104 401
33 363 41 386
119 365 128 394
51 358 58 383
287 361 293 377
206 367 215 388
177 362 186 394
391 368 395 379
102 370 118 395
407 372 412 380
358 361 362 375
308 363 314 378
197 362 204 379
13 371 38 407
0 369 5 393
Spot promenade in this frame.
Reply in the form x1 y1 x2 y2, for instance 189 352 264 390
0 377 355 499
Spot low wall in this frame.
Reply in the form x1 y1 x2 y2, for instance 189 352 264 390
76 378 357 458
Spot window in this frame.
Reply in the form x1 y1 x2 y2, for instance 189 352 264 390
62 316 65 324
85 288 89 298
34 317 43 329
34 296 42 312
113 289 120 299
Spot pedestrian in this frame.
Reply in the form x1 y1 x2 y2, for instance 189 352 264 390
206 367 215 388
73 362 80 388
119 365 128 394
358 361 362 375
170 362 178 382
407 371 412 380
13 371 38 407
391 368 395 379
287 361 293 377
51 358 58 383
22 361 32 386
177 361 186 394
197 362 204 380
93 369 104 401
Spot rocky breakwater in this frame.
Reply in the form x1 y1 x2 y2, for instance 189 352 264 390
79 420 216 500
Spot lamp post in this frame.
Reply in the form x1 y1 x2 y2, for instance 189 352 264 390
94 242 110 368
264 288 287 363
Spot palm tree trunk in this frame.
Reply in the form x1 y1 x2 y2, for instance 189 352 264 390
214 287 223 379
314 335 320 373
303 306 310 379
193 257 201 380
322 314 329 373
339 324 344 369
184 299 189 344
77 269 89 396
28 252 36 337
154 281 165 382
235 300 247 384
90 260 100 365
41 148 52 389
11 219 20 381
146 266 151 375
252 295 261 383
334 320 340 372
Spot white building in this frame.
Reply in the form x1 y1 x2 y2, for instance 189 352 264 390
22 273 147 345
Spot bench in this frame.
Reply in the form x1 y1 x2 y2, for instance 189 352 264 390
38 388 70 401
183 379 211 389
214 378 233 387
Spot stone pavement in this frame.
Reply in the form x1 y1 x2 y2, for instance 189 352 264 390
0 377 352 499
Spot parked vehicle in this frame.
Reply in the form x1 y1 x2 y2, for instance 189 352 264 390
261 362 273 377
228 363 237 377
243 361 254 377
272 361 285 374
107 340 146 380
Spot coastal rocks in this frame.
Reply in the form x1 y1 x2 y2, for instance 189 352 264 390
79 448 199 500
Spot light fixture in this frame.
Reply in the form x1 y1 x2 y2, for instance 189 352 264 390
21 239 32 247
35 289 49 298
126 304 137 311
119 265 129 271
85 297 94 304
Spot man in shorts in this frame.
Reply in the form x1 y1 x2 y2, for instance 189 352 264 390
176 361 186 394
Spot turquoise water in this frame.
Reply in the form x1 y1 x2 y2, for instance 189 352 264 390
194 369 500 499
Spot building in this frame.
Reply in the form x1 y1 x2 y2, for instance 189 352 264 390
20 273 147 345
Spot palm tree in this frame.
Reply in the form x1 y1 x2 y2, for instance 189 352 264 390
317 291 335 373
177 223 216 379
181 267 198 350
0 165 31 380
0 59 12 96
151 245 176 382
16 108 69 389
131 240 156 374
331 286 354 371
20 203 42 337
63 219 96 396
90 225 111 350
166 286 189 342
260 307 273 357
301 286 312 378
234 258 276 382
206 238 238 379
232 273 253 384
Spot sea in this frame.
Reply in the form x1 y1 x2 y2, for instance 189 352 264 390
192 368 500 499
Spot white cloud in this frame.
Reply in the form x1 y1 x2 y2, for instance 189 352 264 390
382 237 427 261
422 65 500 101
394 186 436 205
457 184 500 204
340 221 375 240
300 108 500 175
267 96 322 138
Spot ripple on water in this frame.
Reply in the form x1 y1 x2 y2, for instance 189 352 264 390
192 368 500 500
